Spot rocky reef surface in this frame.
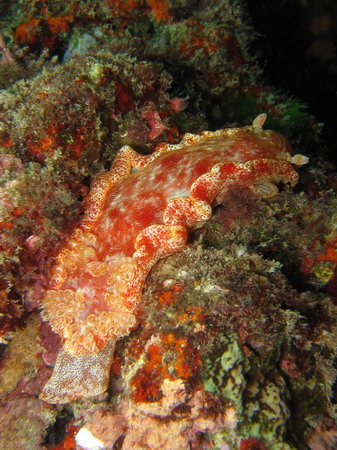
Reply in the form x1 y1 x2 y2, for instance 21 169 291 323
0 1 336 449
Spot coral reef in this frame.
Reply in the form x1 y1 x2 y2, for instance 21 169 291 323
76 386 236 449
0 314 42 394
0 0 336 448
0 313 56 449
0 396 56 449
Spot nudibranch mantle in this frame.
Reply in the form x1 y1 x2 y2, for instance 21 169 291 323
40 114 307 403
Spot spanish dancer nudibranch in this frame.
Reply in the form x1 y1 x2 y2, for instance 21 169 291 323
40 114 308 403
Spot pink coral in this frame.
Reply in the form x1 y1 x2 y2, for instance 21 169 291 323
140 102 168 140
76 383 236 449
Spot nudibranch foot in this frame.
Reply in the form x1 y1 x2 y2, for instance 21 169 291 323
40 341 115 404
40 114 308 403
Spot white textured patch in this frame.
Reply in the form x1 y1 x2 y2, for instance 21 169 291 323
76 427 104 450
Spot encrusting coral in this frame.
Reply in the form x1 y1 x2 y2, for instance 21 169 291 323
40 113 308 403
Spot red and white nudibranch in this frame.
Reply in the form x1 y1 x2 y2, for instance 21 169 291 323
40 114 308 403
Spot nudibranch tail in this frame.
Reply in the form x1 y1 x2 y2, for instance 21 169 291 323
40 115 307 403
40 341 116 403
